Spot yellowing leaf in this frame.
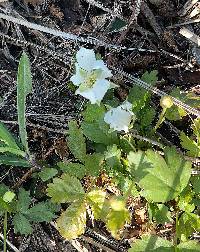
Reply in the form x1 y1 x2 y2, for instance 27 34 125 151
56 201 86 240
106 206 131 239
105 196 131 239
47 173 85 203
86 189 108 220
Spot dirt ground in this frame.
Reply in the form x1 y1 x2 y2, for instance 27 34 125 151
0 0 200 251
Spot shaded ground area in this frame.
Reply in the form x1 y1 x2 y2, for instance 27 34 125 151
0 0 200 251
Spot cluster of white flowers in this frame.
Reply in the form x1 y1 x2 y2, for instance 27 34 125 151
70 47 136 132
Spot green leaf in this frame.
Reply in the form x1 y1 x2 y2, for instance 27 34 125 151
84 153 104 176
0 155 30 167
149 203 172 224
87 189 108 220
25 202 55 222
128 70 158 113
0 184 9 197
67 120 86 162
81 103 118 145
38 167 58 182
3 191 15 203
180 131 200 157
47 173 85 203
165 88 200 121
56 201 86 240
141 70 158 85
177 212 200 241
17 52 32 153
57 162 86 179
191 176 200 194
104 145 122 170
106 197 131 239
177 241 200 251
16 188 31 213
178 187 195 213
13 213 33 235
128 147 191 202
0 147 25 157
0 122 20 149
109 17 127 32
129 235 173 252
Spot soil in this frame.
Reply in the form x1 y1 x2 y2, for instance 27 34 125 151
0 0 200 251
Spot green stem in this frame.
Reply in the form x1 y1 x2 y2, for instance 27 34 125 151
154 108 167 131
3 211 7 252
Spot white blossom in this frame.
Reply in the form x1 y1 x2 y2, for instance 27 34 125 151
70 47 115 104
104 101 135 132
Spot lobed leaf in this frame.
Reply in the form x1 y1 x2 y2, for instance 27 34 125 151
56 201 86 240
47 173 85 203
67 120 86 162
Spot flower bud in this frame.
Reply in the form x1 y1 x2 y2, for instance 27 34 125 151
160 96 173 109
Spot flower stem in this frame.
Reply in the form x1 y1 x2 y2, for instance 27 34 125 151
154 108 167 131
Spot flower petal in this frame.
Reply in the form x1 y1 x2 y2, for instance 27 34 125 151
70 63 85 86
104 103 135 132
76 48 96 72
93 60 113 79
75 79 111 104
121 101 133 112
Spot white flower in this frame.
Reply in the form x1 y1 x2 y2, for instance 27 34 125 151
70 47 115 104
104 101 135 133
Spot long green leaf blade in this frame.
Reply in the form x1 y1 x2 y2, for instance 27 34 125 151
0 122 20 149
17 52 32 154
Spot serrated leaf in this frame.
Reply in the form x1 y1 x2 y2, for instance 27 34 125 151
0 155 30 167
104 144 122 170
67 120 86 162
82 103 105 123
57 162 86 179
81 103 118 145
191 176 200 194
17 52 32 153
180 131 200 157
106 198 131 239
128 147 191 202
177 241 200 251
47 173 85 203
84 153 104 176
0 184 9 197
177 212 200 241
16 188 31 213
13 213 32 235
87 189 108 220
129 235 173 252
25 202 55 222
141 70 158 85
128 70 158 113
149 203 172 224
56 201 86 240
0 122 20 149
38 167 58 182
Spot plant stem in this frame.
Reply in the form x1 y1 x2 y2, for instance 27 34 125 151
3 211 7 252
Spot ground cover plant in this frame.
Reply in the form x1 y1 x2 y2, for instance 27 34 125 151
0 0 200 252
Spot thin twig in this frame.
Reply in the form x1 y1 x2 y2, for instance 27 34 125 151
178 0 199 16
0 233 19 252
